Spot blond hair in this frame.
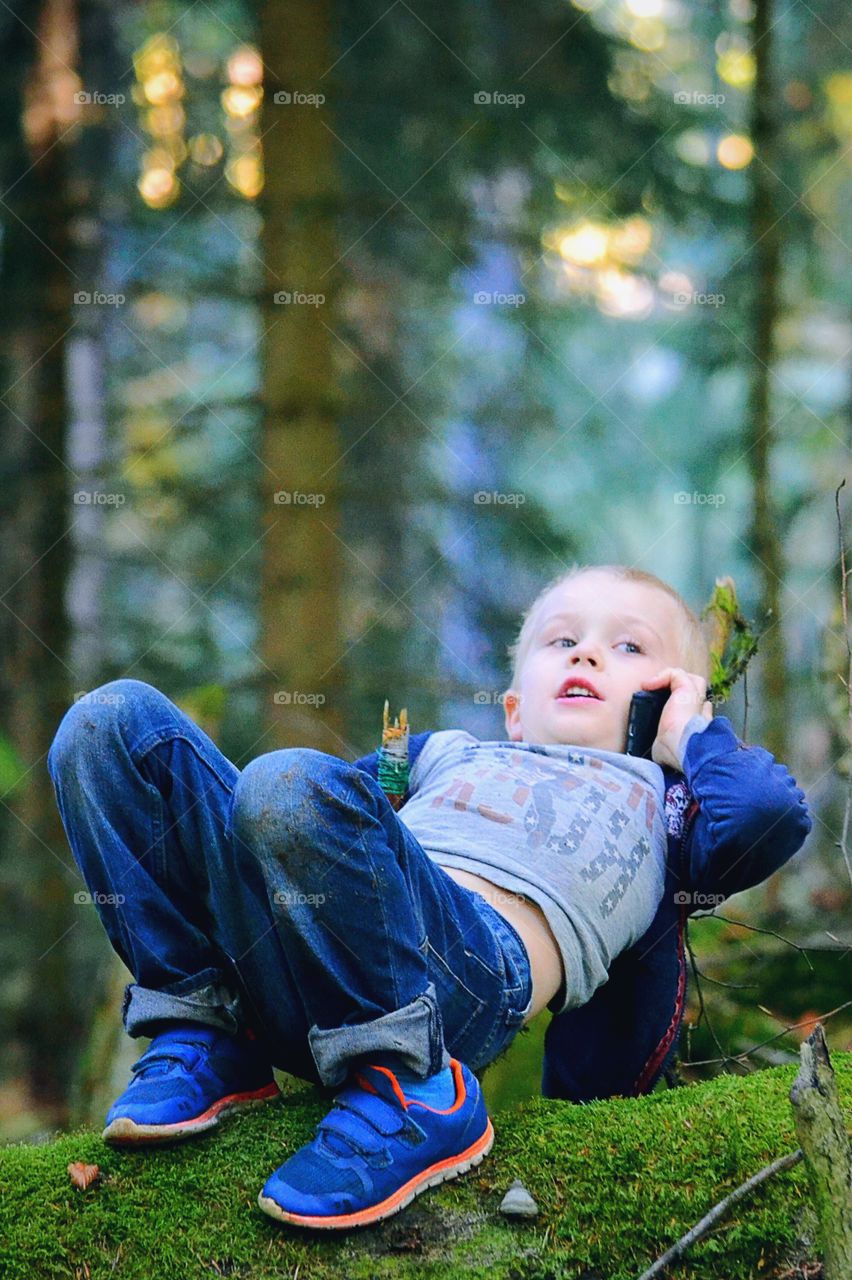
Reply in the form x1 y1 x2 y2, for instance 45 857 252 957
506 562 711 689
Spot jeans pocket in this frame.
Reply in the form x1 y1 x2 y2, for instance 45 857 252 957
468 986 534 1071
422 937 494 1063
458 941 505 982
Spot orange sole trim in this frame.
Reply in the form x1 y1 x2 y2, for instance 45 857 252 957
257 1116 495 1230
102 1081 280 1145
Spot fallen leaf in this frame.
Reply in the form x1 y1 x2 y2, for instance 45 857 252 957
67 1162 100 1191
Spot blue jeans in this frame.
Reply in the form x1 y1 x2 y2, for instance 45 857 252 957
46 680 533 1089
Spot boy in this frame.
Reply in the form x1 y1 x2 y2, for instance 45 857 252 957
46 563 812 1229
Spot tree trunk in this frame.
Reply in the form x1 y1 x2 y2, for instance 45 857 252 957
257 0 346 754
746 0 788 769
789 1024 852 1279
0 0 79 1116
745 0 789 914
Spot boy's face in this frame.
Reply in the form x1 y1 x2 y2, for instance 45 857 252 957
503 572 686 752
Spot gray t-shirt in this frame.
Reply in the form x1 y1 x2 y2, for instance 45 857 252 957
398 731 669 1015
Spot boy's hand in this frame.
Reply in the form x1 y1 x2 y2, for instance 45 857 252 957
640 667 713 771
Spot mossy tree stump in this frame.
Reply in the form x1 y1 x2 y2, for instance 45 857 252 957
789 1023 852 1279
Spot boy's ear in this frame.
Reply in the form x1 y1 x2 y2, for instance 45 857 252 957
503 690 523 741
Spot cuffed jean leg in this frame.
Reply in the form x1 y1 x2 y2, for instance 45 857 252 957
45 679 320 1081
47 680 247 1035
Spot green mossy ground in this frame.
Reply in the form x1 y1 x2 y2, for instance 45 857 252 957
2 1054 849 1280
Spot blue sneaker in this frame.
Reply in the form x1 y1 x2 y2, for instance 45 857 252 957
257 1057 493 1229
102 1023 280 1145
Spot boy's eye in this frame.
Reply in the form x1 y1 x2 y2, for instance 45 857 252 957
549 636 643 654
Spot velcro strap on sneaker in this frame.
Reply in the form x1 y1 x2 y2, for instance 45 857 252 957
130 1043 204 1077
332 1088 408 1137
317 1108 383 1159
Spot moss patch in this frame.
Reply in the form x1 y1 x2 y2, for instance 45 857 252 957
1 1054 849 1280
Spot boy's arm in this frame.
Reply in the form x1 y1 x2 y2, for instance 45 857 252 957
351 730 433 804
678 714 812 906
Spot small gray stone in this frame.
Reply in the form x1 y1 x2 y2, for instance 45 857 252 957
499 1178 539 1218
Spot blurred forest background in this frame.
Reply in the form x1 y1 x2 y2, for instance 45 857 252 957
0 0 850 1143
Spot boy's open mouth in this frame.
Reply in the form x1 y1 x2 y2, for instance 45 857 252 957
555 677 604 702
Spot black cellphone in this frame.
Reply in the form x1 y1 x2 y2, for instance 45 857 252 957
624 687 671 758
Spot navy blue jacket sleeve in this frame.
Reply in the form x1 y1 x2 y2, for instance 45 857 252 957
680 715 812 905
351 731 433 804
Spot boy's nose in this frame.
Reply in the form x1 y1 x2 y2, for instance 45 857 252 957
569 646 601 666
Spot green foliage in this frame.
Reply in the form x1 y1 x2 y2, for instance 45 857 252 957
0 734 27 797
701 576 760 705
681 912 852 1076
173 682 228 728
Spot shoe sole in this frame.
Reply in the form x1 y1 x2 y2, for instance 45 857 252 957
102 1081 281 1146
257 1114 494 1229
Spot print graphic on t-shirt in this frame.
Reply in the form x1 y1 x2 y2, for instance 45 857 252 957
422 744 658 919
579 832 654 915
